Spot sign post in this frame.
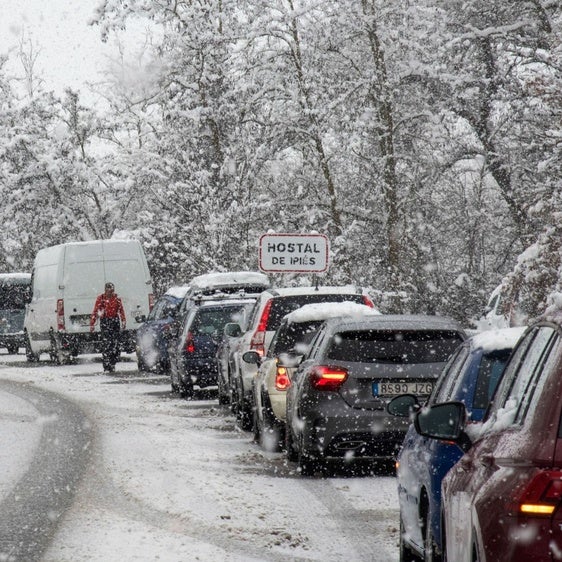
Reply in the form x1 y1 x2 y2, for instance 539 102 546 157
259 233 330 273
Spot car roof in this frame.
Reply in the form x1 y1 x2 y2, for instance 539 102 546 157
164 285 191 299
283 302 380 324
468 326 526 352
189 271 270 290
264 285 365 297
320 314 466 333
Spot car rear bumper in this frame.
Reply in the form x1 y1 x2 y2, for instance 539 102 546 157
180 358 218 388
299 403 410 461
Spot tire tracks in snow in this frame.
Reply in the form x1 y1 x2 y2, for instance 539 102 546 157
0 379 93 562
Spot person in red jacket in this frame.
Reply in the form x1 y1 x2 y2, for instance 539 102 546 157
90 282 126 372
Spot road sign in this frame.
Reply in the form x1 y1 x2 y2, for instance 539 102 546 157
259 233 330 273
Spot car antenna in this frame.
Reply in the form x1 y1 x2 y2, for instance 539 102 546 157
313 274 319 291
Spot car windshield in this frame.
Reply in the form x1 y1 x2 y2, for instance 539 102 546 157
326 330 464 363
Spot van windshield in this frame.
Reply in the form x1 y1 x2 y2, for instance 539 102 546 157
0 280 31 309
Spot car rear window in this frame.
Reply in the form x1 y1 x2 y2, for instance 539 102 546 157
326 330 464 363
191 305 249 336
266 294 364 331
270 320 325 355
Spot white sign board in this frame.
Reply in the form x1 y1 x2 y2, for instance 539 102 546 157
259 233 330 273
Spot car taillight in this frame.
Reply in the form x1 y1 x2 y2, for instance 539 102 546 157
251 299 273 356
309 365 348 391
275 365 291 391
57 299 65 330
518 470 562 516
362 295 375 308
185 332 195 353
149 293 155 311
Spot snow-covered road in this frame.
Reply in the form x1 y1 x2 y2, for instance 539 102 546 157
0 352 399 562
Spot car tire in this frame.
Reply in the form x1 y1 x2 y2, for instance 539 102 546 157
252 404 261 442
6 343 19 355
297 448 318 477
260 391 283 452
285 426 298 462
177 375 194 399
235 380 252 431
423 513 441 562
399 518 422 562
217 373 229 405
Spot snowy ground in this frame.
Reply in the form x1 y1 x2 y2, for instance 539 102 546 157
0 352 400 562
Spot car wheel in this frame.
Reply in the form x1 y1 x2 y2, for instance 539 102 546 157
285 426 298 462
217 374 229 405
400 518 422 562
7 343 19 355
252 404 261 442
137 355 149 372
423 513 441 562
260 392 283 452
236 381 253 431
297 448 318 477
177 375 194 399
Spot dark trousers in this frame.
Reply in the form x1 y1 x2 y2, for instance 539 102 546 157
100 317 121 370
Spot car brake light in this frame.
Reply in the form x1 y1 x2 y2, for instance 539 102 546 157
362 295 375 308
310 365 348 391
275 365 291 391
57 299 65 330
149 293 155 311
518 470 562 516
251 299 273 356
185 332 195 353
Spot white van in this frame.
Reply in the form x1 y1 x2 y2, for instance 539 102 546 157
24 239 154 363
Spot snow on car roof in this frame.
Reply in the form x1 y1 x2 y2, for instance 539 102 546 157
269 285 366 296
471 326 527 351
284 301 380 324
189 271 270 289
164 285 191 298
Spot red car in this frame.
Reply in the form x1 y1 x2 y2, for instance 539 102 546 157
415 320 562 561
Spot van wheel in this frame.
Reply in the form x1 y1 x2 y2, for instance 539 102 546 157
25 334 39 362
7 344 19 355
50 335 71 365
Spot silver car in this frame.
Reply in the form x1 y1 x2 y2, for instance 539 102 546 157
285 314 467 475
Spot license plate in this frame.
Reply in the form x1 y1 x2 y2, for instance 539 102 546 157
72 315 91 327
373 381 433 397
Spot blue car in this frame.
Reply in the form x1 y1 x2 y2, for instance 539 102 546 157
136 286 190 373
387 326 525 562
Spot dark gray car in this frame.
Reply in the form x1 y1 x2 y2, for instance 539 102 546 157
284 314 467 475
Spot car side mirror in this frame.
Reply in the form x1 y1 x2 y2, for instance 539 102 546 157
414 402 472 452
224 322 242 338
387 394 420 418
242 350 261 365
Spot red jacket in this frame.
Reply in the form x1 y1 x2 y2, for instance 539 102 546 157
90 293 126 327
